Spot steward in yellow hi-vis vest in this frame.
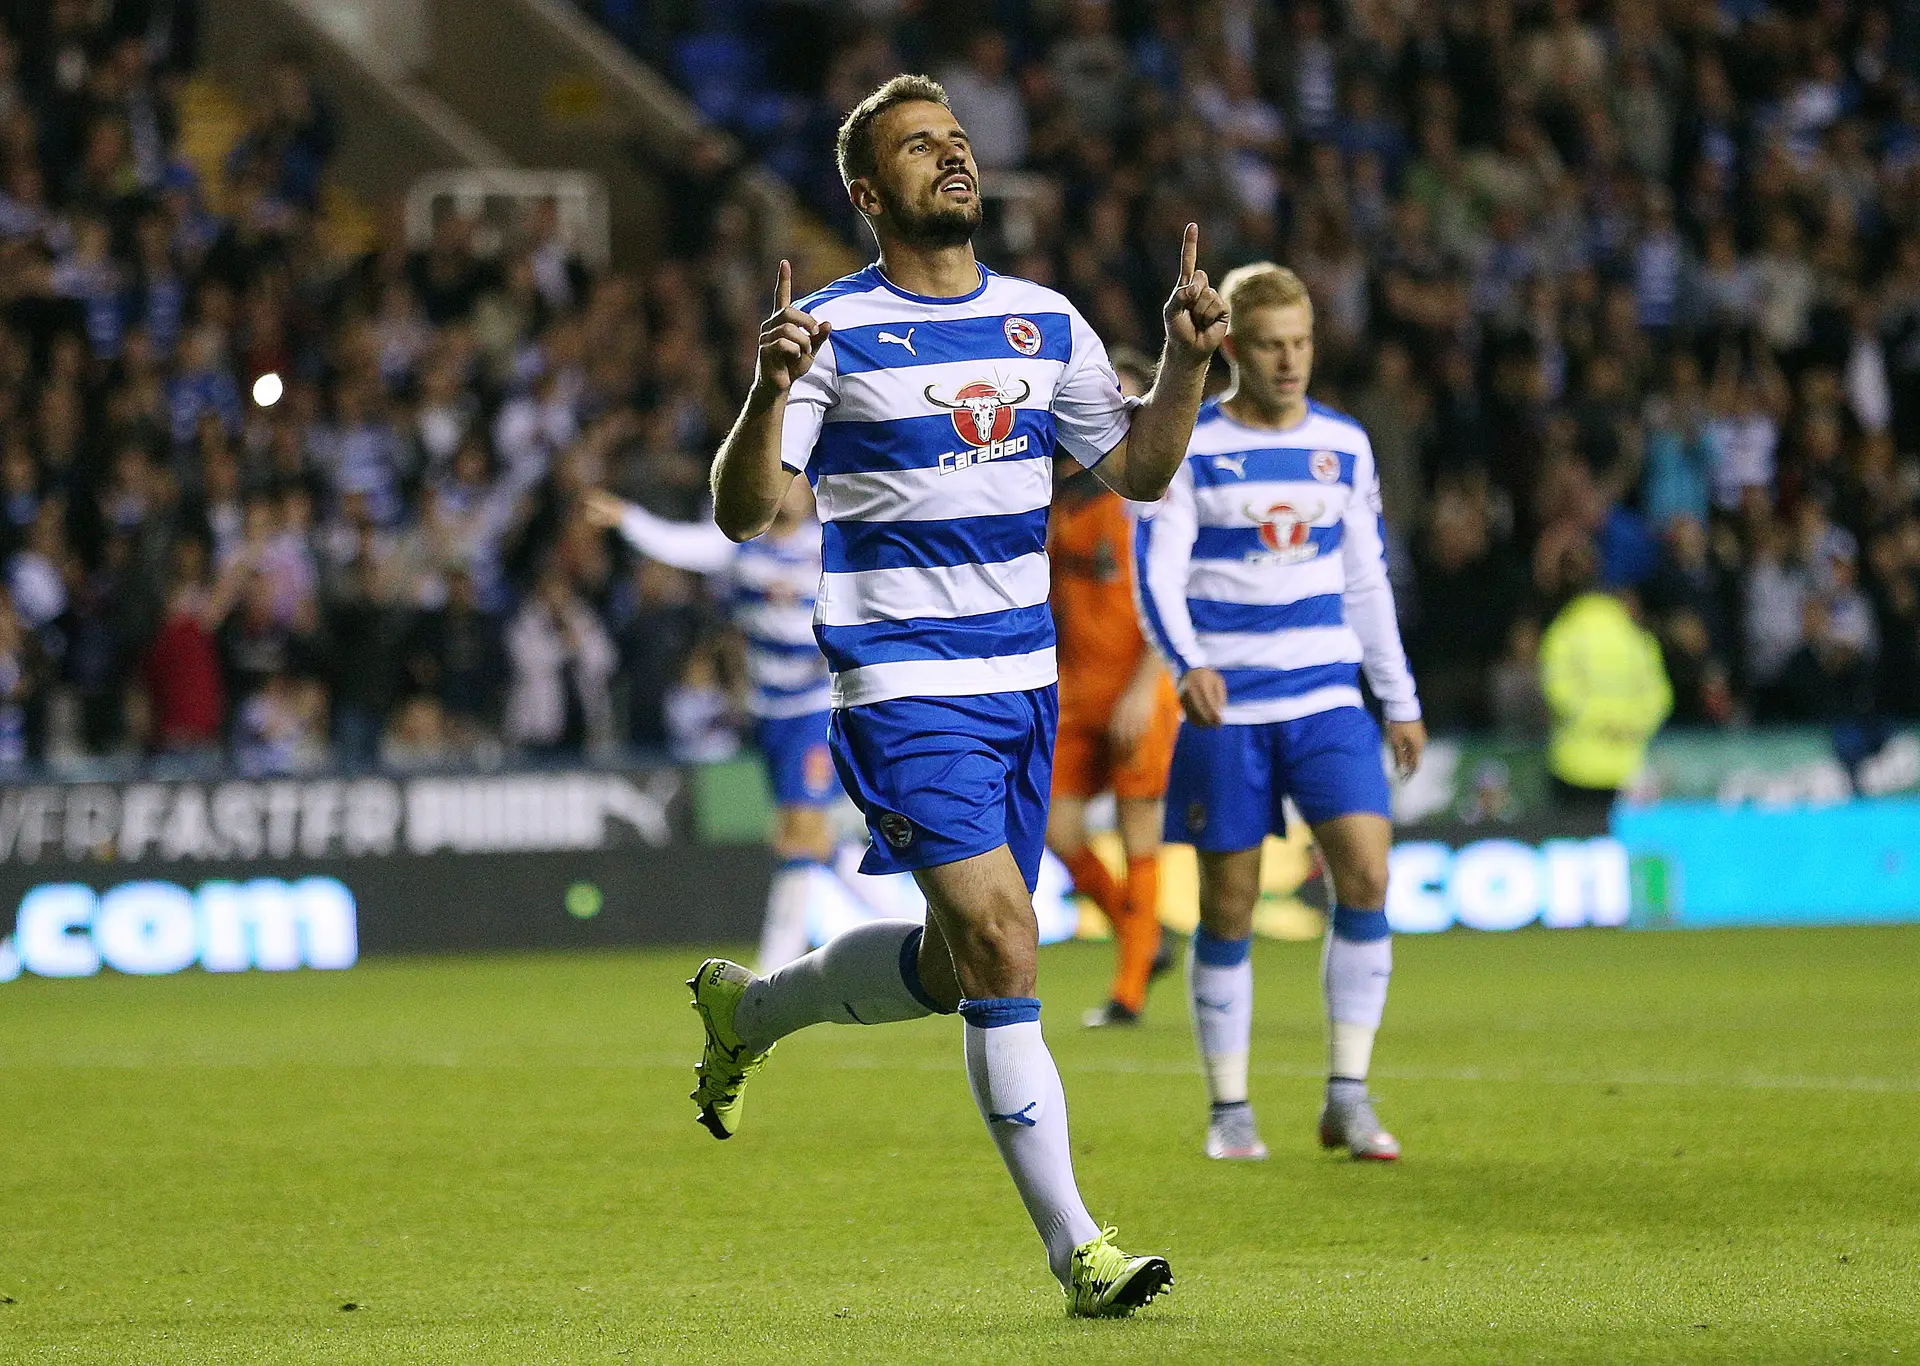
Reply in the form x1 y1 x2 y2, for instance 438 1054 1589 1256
1540 590 1672 805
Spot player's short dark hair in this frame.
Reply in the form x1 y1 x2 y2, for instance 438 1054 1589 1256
835 74 950 187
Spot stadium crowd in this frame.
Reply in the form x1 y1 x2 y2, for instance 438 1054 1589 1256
0 0 782 775
622 0 1920 743
2 0 1919 780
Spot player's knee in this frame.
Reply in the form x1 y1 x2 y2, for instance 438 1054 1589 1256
1045 804 1085 855
1333 855 1390 911
1198 857 1260 922
946 897 1038 993
1197 882 1257 941
968 902 1035 961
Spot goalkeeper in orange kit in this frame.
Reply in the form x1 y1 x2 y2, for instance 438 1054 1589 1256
1050 348 1182 1027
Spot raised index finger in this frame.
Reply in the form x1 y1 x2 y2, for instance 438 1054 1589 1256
775 258 791 312
1178 222 1198 285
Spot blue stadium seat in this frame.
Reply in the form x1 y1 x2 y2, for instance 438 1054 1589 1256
673 33 758 124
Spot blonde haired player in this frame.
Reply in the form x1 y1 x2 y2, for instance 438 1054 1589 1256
1136 264 1426 1161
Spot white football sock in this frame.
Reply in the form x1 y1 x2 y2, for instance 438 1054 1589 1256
1189 929 1253 1107
1324 907 1392 1081
735 919 945 1052
755 860 817 975
961 999 1100 1285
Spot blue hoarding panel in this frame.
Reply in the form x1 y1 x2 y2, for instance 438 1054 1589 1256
1613 799 1920 927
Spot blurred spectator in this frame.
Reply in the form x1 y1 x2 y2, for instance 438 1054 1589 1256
403 566 505 749
1642 355 1713 528
938 31 1025 171
1489 618 1549 738
663 637 742 765
234 668 328 775
1194 60 1285 219
1540 547 1673 812
1644 514 1737 726
142 538 225 755
505 562 617 757
382 692 455 771
1744 513 1810 702
1767 523 1881 723
1704 356 1785 514
1050 0 1131 138
0 587 47 769
325 550 408 769
612 556 713 750
1410 478 1529 730
1867 515 1920 718
1348 339 1429 535
7 501 69 630
230 48 338 212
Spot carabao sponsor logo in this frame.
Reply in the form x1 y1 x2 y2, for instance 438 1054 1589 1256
1245 500 1327 564
926 378 1033 473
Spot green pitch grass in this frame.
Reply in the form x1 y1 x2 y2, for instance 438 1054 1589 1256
3 926 1916 1365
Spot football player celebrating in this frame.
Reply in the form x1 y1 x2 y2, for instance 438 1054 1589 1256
683 76 1226 1315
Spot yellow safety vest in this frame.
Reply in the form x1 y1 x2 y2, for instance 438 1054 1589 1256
1539 592 1673 791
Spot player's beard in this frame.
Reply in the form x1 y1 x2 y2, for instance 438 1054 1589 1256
876 179 980 249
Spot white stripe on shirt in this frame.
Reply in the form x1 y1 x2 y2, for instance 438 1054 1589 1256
830 648 1057 709
815 552 1050 627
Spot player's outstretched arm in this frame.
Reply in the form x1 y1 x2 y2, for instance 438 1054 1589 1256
582 490 739 573
711 260 830 541
1098 223 1229 501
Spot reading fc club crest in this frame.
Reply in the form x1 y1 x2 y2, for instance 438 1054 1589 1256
802 743 835 799
1311 450 1340 483
878 812 915 849
1004 316 1042 356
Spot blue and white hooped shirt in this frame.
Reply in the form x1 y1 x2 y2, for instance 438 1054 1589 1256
730 529 832 719
780 264 1133 709
613 505 829 719
1134 399 1421 727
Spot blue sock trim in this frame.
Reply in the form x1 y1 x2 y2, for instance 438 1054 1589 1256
1192 928 1253 967
897 925 951 1014
957 996 1042 1028
777 857 824 873
1332 906 1391 942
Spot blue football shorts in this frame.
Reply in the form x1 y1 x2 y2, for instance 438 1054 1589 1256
755 710 838 808
828 686 1056 891
1163 705 1391 852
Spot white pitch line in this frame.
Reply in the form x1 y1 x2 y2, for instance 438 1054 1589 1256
7 1053 1917 1094
777 1053 1920 1095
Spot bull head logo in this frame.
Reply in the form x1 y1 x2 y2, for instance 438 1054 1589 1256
925 378 1032 447
1246 501 1325 557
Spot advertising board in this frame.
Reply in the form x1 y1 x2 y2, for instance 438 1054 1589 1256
0 769 776 982
1612 798 1920 928
7 765 1916 983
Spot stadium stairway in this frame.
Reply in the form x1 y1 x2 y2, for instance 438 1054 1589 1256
422 0 856 279
198 0 513 212
175 75 382 263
